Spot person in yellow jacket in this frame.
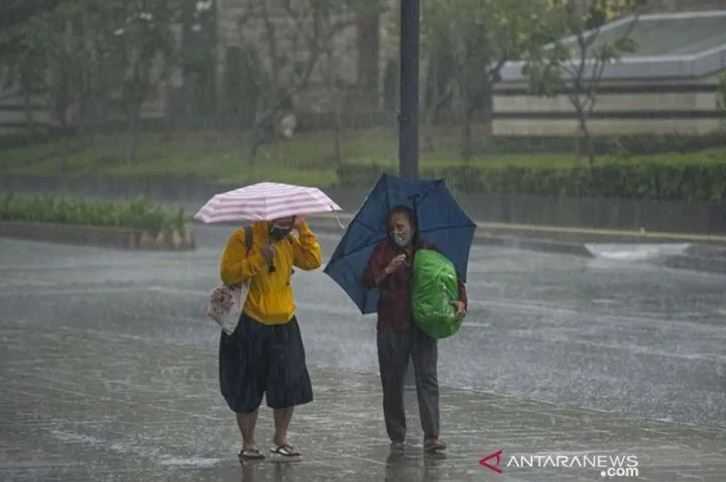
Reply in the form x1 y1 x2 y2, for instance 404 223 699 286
218 215 321 462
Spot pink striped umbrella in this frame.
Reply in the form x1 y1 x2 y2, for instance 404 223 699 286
193 182 342 223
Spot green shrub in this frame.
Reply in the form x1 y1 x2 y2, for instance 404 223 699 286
423 166 485 192
0 194 185 235
469 134 726 156
336 162 389 187
423 164 726 201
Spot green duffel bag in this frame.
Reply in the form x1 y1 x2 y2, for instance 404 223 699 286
411 249 462 339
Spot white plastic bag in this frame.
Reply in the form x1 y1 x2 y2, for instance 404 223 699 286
207 282 249 335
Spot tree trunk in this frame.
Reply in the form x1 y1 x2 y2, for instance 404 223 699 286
326 47 343 166
126 103 141 163
461 107 474 161
248 102 282 165
481 87 494 138
422 56 439 153
333 105 343 165
584 101 598 167
249 127 261 165
576 111 594 168
23 89 34 134
356 9 380 103
584 127 595 167
21 75 36 136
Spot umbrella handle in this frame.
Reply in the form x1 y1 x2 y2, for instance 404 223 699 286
334 212 347 230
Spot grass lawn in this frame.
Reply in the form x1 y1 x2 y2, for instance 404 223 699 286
3 128 726 188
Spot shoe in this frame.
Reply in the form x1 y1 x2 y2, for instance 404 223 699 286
423 438 447 453
390 441 405 452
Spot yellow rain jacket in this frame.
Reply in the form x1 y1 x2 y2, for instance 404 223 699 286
219 221 321 325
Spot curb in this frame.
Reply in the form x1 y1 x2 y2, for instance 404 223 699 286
474 234 593 257
307 217 593 257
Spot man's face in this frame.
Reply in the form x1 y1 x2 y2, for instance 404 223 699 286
390 212 413 248
269 216 295 241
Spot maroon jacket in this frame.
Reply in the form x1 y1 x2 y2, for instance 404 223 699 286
363 238 468 332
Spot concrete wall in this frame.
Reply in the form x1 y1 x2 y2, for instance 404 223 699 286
0 85 51 136
493 118 724 136
492 75 726 136
322 187 726 235
645 0 726 11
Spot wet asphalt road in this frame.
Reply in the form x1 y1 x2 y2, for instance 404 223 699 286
1 226 725 481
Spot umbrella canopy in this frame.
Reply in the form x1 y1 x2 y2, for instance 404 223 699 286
324 174 476 314
193 182 342 223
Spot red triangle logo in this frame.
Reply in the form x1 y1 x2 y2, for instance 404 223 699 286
480 449 504 474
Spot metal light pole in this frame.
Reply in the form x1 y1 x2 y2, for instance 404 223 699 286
399 0 419 180
400 1 420 392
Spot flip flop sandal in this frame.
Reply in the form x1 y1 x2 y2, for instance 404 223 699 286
238 448 265 462
270 444 301 458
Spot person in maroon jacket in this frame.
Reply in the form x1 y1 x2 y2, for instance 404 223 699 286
363 206 467 453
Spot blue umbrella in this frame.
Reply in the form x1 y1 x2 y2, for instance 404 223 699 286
324 174 476 314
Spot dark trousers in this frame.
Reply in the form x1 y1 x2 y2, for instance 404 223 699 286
377 324 439 443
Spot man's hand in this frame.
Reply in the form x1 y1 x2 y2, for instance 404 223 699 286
384 254 408 275
452 300 467 319
293 216 306 231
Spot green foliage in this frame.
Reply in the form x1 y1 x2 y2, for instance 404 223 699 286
0 0 181 131
336 162 389 187
524 1 642 164
0 194 185 235
426 163 726 201
611 134 726 157
3 129 726 201
526 1 641 94
422 0 549 125
421 0 551 160
423 166 484 193
110 1 180 107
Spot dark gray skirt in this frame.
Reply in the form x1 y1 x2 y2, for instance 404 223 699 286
219 313 313 413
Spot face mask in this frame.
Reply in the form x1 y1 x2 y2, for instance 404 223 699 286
270 224 292 241
392 231 412 248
